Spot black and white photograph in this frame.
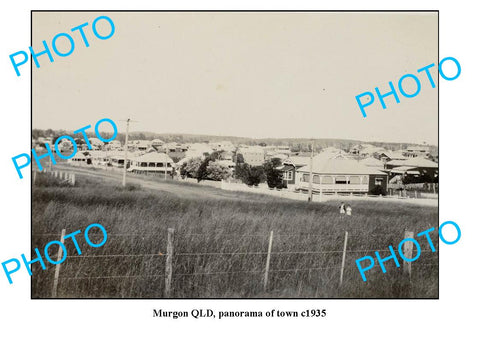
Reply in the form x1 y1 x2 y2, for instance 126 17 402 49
29 11 439 298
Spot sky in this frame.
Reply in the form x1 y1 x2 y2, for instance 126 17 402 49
32 11 438 145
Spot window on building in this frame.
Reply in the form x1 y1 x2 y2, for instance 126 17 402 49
350 176 360 184
119 160 125 165
148 162 155 167
140 162 147 167
313 175 320 184
286 171 293 180
335 176 349 184
375 177 384 186
322 176 333 184
302 174 309 182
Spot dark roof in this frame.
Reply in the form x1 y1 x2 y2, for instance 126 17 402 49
277 165 295 172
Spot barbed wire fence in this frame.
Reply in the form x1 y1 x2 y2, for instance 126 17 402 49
32 227 439 298
31 170 438 297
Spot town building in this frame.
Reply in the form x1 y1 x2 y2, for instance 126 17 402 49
295 154 388 194
277 156 310 187
238 146 265 166
385 157 438 181
129 152 174 175
403 145 430 158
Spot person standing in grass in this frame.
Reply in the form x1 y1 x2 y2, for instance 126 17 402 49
345 204 352 216
339 202 346 215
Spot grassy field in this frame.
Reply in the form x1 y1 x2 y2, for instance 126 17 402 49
32 171 438 298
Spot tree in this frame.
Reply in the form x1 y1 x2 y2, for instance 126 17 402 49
263 160 283 189
206 162 231 181
235 164 265 186
233 153 244 164
234 163 249 181
247 166 265 186
270 157 282 167
180 157 203 178
197 151 222 182
75 138 86 146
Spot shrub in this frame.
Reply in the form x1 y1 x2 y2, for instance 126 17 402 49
264 160 283 189
206 162 231 181
180 157 203 178
370 185 386 196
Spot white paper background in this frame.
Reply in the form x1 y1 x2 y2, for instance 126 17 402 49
0 1 477 339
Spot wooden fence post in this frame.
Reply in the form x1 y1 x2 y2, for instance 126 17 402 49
52 228 66 297
402 230 414 281
264 231 274 291
164 228 175 297
71 173 76 186
339 231 349 287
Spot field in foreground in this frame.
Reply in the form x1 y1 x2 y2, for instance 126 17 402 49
32 172 438 298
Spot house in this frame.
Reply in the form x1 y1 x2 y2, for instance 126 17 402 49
295 154 388 194
359 146 386 158
87 151 110 167
131 140 152 152
277 156 310 187
109 152 138 168
129 152 174 175
157 142 188 161
238 146 265 166
68 152 89 166
404 145 430 158
385 157 438 181
107 140 122 150
151 139 165 148
381 150 406 162
349 144 361 155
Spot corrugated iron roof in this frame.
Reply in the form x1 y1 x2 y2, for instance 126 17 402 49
387 157 438 168
297 155 385 175
359 157 384 167
133 152 173 163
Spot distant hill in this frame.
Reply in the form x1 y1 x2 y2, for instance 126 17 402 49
32 129 438 155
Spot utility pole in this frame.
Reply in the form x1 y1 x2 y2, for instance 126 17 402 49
122 118 130 187
164 154 167 180
308 141 314 202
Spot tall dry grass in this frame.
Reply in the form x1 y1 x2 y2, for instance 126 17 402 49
32 172 438 298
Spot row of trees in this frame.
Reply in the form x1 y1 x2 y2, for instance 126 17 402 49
235 158 285 189
180 151 232 182
180 152 285 189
